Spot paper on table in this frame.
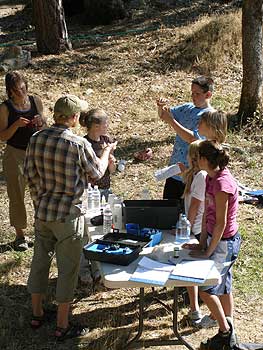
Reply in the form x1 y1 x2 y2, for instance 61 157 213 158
170 259 215 284
129 256 174 286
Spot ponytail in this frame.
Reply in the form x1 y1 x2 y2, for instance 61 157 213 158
79 108 108 129
198 140 229 170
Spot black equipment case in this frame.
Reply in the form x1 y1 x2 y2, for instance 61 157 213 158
83 229 151 266
123 199 182 229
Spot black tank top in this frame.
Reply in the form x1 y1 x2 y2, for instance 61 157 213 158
5 95 39 150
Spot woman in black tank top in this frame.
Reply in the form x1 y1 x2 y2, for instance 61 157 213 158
0 71 45 251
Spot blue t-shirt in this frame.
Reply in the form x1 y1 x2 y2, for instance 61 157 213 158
169 102 213 181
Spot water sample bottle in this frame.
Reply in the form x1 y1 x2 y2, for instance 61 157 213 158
93 185 101 213
118 159 127 172
113 203 122 231
103 204 113 234
82 188 88 211
175 214 191 243
87 183 93 211
101 195 107 208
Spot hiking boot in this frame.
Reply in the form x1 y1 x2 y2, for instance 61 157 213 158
188 310 202 327
199 314 218 328
13 237 28 251
200 316 237 350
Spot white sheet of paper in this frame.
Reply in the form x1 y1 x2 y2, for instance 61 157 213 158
170 259 215 283
129 256 174 286
138 256 174 272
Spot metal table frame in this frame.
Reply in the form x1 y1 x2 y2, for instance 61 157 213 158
85 219 220 349
125 287 194 349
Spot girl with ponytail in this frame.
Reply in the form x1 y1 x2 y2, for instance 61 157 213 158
183 140 241 349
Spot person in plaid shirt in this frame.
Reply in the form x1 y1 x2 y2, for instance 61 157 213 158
24 94 116 341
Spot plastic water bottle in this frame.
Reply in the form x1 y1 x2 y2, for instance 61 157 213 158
93 185 101 213
103 204 113 234
87 183 93 211
175 214 191 243
118 159 126 172
113 203 122 231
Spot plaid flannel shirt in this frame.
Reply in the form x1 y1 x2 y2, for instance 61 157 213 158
24 124 103 222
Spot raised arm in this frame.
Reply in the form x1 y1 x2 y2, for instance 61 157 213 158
162 106 197 143
33 95 47 129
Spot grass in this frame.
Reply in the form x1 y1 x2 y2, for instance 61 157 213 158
0 1 263 349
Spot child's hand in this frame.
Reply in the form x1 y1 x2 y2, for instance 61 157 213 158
177 162 186 173
109 154 116 164
182 243 201 250
156 97 169 107
109 140 117 152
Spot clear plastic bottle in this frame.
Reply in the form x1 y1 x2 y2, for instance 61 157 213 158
93 185 101 212
103 204 113 234
117 159 127 172
87 183 93 211
175 214 191 243
113 203 122 231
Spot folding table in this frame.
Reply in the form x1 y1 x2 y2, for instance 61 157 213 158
85 218 221 349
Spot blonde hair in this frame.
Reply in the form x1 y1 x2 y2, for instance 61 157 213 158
182 140 202 196
199 110 227 143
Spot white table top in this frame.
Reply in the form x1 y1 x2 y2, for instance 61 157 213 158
85 217 221 289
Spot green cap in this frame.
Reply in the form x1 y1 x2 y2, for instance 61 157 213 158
54 94 89 117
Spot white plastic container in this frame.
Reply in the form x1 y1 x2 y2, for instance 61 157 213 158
87 183 93 211
93 185 101 212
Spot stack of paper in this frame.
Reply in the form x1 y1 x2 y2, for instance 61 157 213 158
129 256 174 286
170 259 215 283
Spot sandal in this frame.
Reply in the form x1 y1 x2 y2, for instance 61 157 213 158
30 308 57 330
55 324 89 342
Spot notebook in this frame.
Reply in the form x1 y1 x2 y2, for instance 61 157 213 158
170 259 215 284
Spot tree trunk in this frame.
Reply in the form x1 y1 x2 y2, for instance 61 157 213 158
33 0 72 54
237 0 263 126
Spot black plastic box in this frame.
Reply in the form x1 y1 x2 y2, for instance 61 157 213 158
123 199 182 229
83 230 151 266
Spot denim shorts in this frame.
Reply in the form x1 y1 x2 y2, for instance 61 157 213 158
200 232 241 295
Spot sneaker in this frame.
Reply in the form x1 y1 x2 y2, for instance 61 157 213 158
199 314 218 328
188 310 202 327
13 237 28 252
200 317 237 350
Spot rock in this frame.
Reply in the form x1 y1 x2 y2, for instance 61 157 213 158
0 46 31 73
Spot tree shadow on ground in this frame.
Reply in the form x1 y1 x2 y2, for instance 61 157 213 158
114 135 174 159
0 280 200 350
76 286 199 350
0 1 241 51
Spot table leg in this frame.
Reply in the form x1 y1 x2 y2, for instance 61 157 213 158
172 287 195 350
125 287 145 348
125 287 195 349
